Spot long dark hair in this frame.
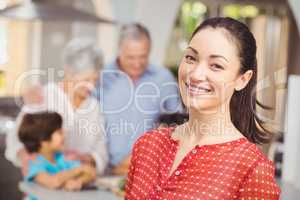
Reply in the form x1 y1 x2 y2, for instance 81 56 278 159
191 17 275 144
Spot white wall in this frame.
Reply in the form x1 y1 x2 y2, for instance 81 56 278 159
283 75 300 188
135 0 182 66
283 0 300 189
93 0 116 63
94 0 183 66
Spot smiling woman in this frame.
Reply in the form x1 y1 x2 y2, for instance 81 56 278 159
179 18 267 143
125 17 280 200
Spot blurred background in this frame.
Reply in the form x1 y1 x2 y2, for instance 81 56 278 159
0 0 299 199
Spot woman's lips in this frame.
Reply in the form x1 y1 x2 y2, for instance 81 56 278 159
185 82 213 96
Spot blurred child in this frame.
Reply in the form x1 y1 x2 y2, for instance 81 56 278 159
18 111 96 199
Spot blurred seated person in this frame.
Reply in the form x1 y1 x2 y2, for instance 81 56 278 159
5 38 108 175
94 23 183 175
19 112 96 200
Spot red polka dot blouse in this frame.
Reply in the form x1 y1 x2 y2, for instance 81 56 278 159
125 127 280 199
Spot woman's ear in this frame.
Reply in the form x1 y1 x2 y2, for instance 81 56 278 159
235 70 253 91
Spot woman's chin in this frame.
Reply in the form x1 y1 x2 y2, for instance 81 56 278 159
184 99 218 113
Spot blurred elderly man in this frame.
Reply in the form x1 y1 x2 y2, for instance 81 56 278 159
94 23 182 174
6 39 108 175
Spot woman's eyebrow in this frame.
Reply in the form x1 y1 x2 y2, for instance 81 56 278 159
187 46 198 54
210 54 229 63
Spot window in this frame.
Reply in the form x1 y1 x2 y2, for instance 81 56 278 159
164 1 208 73
0 1 8 65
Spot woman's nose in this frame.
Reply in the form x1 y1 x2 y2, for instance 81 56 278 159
189 63 208 82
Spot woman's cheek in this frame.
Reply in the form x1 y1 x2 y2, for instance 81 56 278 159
179 63 192 80
214 81 235 103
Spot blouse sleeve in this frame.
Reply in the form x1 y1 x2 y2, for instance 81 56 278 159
238 159 281 199
125 141 138 199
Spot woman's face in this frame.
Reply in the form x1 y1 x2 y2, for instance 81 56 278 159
178 28 251 113
71 69 100 99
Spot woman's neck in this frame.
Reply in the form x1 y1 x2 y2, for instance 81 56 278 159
72 94 85 109
180 107 242 144
60 80 84 109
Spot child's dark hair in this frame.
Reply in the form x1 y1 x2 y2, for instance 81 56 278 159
18 111 63 153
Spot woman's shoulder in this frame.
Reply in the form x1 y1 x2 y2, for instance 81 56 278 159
237 141 280 197
77 96 102 117
133 127 174 150
130 127 175 164
238 139 275 168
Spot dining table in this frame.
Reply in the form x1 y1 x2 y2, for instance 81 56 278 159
19 180 123 200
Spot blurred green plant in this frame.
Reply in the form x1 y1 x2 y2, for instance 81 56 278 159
118 178 126 191
223 4 259 19
181 1 207 39
169 65 179 80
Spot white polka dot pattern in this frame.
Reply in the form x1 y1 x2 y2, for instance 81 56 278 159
125 127 281 200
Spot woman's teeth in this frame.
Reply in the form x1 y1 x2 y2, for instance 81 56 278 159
186 83 212 95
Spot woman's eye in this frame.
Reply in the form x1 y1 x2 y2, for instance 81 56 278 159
184 55 196 63
211 64 224 71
